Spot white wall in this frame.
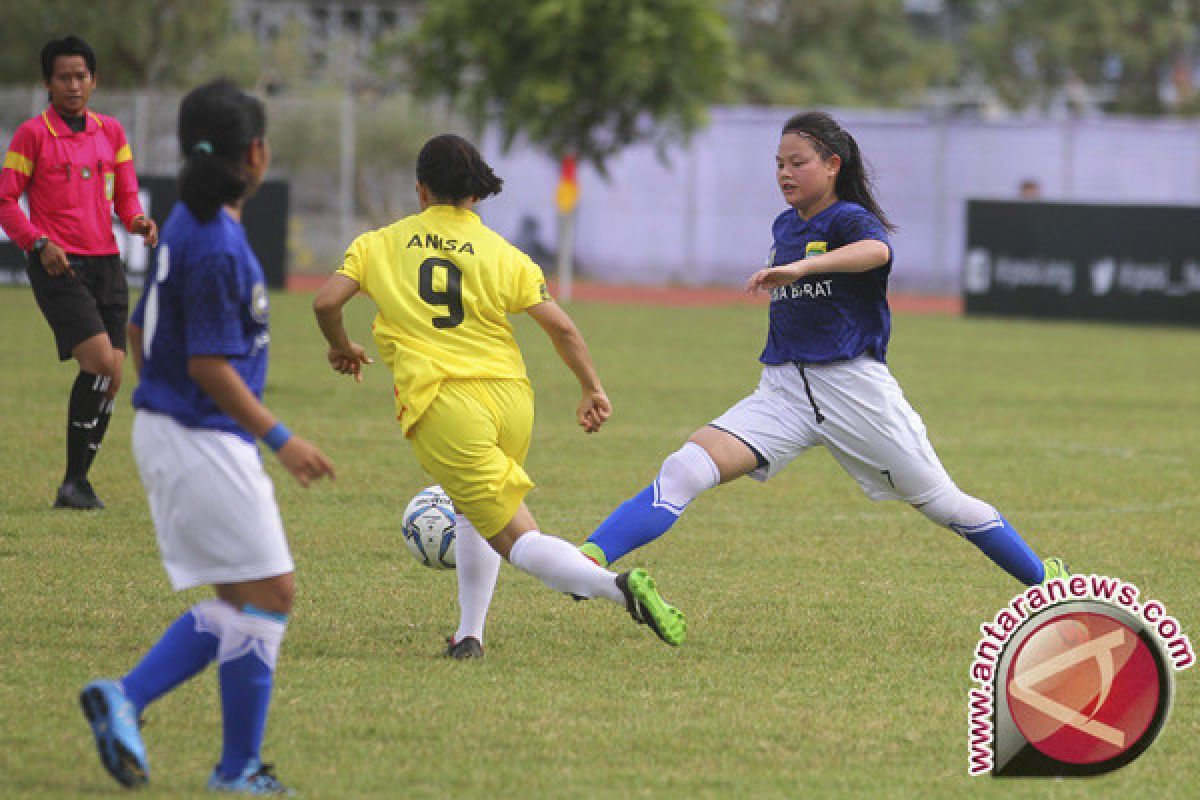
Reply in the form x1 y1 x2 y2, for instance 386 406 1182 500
480 108 1200 293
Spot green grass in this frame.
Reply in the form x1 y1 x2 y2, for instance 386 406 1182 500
0 286 1197 798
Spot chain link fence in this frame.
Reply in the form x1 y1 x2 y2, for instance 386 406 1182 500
6 88 1200 291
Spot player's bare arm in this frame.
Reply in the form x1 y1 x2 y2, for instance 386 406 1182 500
746 238 891 292
313 272 372 382
526 299 611 434
188 355 334 485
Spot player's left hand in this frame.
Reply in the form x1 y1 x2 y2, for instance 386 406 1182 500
276 435 335 487
131 215 158 248
327 342 372 382
577 388 611 434
745 264 803 292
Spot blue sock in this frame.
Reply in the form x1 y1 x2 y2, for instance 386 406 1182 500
121 608 218 714
962 516 1044 585
586 485 682 565
217 606 286 782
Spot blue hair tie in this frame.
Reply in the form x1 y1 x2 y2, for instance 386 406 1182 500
193 140 213 155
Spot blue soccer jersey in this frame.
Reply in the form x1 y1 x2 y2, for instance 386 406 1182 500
760 200 893 365
131 204 270 441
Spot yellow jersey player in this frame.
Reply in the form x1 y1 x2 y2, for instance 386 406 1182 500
313 134 685 655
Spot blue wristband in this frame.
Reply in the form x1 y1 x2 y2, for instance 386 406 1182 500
263 422 292 452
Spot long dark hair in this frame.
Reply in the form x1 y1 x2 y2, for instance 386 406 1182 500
416 134 503 204
177 80 266 222
781 111 895 232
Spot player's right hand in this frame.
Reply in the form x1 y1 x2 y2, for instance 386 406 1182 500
577 388 611 434
41 240 74 277
327 342 372 382
276 436 335 487
745 263 803 292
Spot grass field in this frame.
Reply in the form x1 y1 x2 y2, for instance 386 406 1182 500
0 286 1197 799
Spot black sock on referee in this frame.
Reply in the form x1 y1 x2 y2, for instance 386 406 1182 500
82 395 115 477
65 371 110 483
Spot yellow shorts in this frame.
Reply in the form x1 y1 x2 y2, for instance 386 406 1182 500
408 378 535 539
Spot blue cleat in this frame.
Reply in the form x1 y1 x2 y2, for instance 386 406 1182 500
80 679 149 787
207 759 294 795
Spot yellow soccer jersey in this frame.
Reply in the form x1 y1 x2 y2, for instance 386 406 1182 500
338 205 549 434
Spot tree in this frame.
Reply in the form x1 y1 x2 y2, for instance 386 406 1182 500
967 0 1200 115
724 0 956 108
397 0 734 170
0 0 259 88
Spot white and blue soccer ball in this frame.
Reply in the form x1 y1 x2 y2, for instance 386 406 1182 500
402 485 456 569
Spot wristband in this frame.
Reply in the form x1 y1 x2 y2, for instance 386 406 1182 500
263 422 292 452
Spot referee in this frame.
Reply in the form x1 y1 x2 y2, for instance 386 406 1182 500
0 36 157 509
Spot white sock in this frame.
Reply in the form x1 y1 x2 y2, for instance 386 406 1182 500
220 606 288 670
508 531 624 604
191 598 241 640
654 441 721 512
453 515 501 644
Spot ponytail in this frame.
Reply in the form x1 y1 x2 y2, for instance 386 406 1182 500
177 80 266 222
781 111 895 232
416 134 503 205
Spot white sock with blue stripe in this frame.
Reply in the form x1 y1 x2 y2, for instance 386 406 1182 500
216 605 287 782
916 486 1044 585
585 441 720 564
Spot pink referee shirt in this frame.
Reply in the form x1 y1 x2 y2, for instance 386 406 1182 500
0 105 145 255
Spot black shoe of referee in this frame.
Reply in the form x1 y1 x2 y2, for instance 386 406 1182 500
55 478 105 510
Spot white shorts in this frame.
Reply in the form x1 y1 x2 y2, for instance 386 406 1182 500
709 358 953 503
132 410 294 591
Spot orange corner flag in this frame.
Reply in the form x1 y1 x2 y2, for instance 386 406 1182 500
555 155 579 215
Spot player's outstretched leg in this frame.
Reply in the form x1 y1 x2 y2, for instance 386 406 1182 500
79 679 149 788
506 529 687 646
915 486 1061 586
583 442 720 566
616 568 687 646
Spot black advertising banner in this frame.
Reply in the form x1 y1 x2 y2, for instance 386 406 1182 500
964 200 1200 325
0 176 289 289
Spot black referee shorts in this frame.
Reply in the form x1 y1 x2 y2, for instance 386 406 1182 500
26 251 129 361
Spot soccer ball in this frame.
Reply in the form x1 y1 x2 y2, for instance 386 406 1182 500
402 485 456 569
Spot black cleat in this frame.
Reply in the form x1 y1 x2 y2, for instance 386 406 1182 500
55 479 105 510
444 636 484 660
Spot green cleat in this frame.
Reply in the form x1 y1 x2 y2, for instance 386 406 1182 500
1042 557 1070 584
616 568 686 646
579 542 608 568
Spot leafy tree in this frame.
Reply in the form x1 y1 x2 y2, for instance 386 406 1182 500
397 0 734 170
967 0 1199 115
725 0 956 108
0 0 258 87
